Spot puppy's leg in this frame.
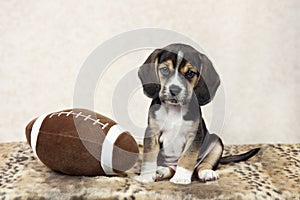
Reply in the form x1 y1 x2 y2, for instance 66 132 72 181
170 132 201 185
134 126 160 183
197 140 223 182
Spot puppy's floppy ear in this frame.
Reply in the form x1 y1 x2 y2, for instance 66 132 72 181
194 53 220 106
138 49 162 98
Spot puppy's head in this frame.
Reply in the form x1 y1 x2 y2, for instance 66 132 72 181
138 44 220 106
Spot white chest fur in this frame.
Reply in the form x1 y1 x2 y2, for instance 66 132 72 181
155 104 195 165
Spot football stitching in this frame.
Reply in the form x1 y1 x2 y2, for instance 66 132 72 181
49 111 109 129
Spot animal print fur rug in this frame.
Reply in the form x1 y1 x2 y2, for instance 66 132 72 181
0 142 299 199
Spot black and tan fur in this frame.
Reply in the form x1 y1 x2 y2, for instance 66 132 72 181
134 44 260 184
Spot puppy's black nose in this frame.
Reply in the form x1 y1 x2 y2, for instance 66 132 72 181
169 85 182 96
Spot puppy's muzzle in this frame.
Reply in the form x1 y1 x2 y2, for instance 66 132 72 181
162 84 183 105
169 85 182 96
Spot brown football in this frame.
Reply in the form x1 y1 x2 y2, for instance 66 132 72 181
25 108 139 176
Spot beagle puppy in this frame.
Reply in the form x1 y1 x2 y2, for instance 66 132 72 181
134 43 260 185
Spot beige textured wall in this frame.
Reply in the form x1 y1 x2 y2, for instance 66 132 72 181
0 0 299 144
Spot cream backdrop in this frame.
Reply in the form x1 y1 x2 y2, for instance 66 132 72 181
0 0 299 144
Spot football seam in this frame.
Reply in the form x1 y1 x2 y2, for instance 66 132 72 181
49 111 109 129
38 131 105 144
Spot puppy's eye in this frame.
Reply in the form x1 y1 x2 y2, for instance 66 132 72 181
185 70 195 79
160 67 170 76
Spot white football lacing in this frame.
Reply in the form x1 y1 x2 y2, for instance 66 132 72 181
49 111 109 129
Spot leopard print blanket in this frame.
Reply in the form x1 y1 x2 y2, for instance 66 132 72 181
0 142 299 200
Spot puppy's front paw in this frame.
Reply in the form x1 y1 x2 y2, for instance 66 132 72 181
169 167 193 185
198 169 219 182
170 176 191 185
133 174 155 183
